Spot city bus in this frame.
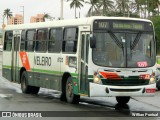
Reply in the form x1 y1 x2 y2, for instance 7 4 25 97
2 16 156 104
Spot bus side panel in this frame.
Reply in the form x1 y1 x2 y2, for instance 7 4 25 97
2 51 12 81
30 53 61 91
23 52 35 86
60 54 79 94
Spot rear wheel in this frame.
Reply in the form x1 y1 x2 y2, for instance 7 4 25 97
116 96 130 104
21 71 31 94
30 86 40 94
65 77 80 104
21 71 40 94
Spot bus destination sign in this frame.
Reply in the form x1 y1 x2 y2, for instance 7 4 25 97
94 21 109 30
113 22 144 30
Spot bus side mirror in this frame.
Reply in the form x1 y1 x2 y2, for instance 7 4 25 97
90 35 96 48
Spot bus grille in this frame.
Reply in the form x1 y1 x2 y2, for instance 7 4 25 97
102 79 149 86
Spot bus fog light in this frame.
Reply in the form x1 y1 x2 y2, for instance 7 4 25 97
149 77 155 84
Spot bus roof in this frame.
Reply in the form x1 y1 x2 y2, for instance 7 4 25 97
4 16 152 31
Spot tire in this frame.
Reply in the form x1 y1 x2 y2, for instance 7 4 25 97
21 71 31 94
116 96 130 104
65 77 80 104
21 71 40 94
30 86 40 94
156 79 160 90
60 93 67 101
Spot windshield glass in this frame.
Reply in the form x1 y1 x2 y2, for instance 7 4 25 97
92 31 155 68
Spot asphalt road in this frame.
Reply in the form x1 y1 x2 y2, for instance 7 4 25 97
0 52 159 120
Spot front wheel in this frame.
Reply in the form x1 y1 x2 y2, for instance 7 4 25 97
116 96 130 104
66 77 80 104
156 79 160 90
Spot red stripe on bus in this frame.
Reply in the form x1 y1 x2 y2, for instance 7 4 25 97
19 52 31 71
99 71 122 80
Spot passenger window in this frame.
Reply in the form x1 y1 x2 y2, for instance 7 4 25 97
48 28 62 53
62 27 78 53
26 30 36 51
4 31 13 51
36 29 48 52
20 30 26 51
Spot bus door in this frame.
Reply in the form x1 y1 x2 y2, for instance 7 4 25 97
79 32 90 94
11 34 20 82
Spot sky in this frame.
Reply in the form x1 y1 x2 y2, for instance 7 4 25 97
0 0 90 26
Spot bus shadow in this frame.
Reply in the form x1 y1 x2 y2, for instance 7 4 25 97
114 103 131 116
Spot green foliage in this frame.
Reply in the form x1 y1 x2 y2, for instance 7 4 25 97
43 13 51 22
151 16 160 55
67 0 160 18
3 8 12 18
67 0 84 18
3 8 13 25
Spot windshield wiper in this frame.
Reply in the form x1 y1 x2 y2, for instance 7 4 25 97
108 30 123 48
131 31 142 50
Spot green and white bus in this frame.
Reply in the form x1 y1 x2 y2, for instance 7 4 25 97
2 16 156 104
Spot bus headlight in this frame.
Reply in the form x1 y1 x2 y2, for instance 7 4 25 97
149 77 155 84
93 72 102 84
149 72 156 84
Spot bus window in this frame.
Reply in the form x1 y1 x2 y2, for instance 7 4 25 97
4 31 13 51
20 30 26 51
63 27 78 53
36 29 48 52
26 30 36 51
48 28 62 53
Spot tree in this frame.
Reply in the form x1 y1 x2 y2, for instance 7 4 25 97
85 0 99 16
134 0 145 17
135 0 160 18
148 0 160 16
67 0 84 18
43 13 51 22
98 0 114 16
115 0 129 16
151 16 160 55
3 8 12 24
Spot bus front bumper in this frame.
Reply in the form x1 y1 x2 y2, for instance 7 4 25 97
89 83 156 97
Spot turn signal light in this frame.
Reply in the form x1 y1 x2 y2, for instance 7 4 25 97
139 74 150 80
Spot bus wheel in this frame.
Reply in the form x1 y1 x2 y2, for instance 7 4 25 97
116 96 130 104
30 86 40 94
66 77 80 104
21 71 31 94
60 93 66 101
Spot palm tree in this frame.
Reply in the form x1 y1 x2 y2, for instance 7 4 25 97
98 0 114 16
148 0 160 16
134 0 140 16
115 0 129 16
3 8 12 24
136 0 147 18
67 0 84 18
43 13 51 22
85 0 99 16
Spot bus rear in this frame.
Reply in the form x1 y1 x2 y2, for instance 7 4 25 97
87 18 156 104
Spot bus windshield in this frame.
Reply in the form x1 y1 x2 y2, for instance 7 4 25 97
92 29 155 68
